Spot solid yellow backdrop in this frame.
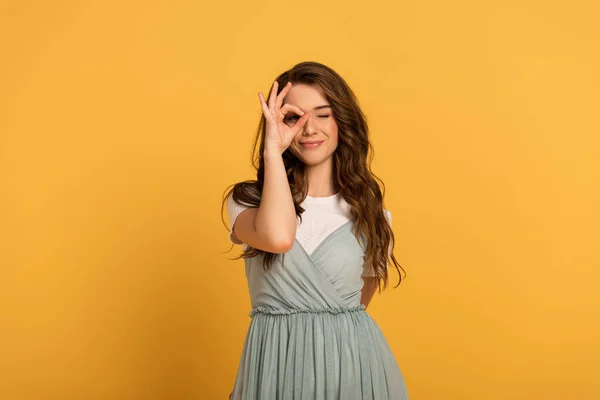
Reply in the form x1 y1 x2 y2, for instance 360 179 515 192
0 1 598 399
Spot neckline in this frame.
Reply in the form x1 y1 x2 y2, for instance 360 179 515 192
305 191 340 203
293 219 353 259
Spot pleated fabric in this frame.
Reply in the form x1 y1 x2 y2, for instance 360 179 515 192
230 220 409 400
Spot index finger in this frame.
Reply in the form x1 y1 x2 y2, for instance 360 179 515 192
275 82 292 110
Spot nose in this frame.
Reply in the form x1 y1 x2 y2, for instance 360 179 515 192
301 113 318 136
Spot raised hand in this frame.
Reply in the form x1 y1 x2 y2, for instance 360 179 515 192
258 81 311 155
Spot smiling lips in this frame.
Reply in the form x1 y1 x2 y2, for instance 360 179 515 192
300 140 324 149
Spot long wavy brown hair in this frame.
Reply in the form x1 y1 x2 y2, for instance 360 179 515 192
220 61 406 291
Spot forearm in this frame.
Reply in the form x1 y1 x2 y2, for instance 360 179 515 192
254 149 296 247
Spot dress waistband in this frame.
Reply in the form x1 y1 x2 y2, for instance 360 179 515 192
249 304 366 318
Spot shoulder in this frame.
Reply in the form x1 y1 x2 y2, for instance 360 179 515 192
225 193 251 243
226 191 245 209
385 209 392 224
338 195 392 224
226 193 251 222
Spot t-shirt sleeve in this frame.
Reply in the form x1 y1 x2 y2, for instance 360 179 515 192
362 209 392 277
226 193 249 245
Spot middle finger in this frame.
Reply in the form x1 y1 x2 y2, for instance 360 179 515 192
267 81 279 110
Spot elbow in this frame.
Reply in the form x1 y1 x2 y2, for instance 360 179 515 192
254 226 295 254
267 230 295 254
271 236 295 254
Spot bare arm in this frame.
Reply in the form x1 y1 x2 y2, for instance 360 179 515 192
231 81 310 253
233 153 296 253
359 210 393 309
360 277 378 309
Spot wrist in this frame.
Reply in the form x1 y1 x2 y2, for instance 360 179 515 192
263 146 284 159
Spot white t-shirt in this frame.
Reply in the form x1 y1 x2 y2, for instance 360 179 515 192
226 192 392 277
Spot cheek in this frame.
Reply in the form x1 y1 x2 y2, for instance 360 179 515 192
328 126 339 145
326 121 339 139
330 136 339 151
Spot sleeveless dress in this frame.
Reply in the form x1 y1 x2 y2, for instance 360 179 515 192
227 194 410 399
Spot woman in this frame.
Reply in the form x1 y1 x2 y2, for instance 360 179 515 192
222 61 409 399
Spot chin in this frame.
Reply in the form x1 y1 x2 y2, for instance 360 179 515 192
289 145 334 164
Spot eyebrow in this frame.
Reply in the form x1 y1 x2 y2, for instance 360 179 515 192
284 103 331 111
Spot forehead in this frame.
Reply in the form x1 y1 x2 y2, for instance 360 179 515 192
282 83 329 110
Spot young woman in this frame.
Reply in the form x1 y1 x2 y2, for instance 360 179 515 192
222 61 409 399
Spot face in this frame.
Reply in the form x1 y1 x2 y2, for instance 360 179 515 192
282 83 339 166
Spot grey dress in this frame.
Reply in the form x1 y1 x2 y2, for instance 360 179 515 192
230 219 410 399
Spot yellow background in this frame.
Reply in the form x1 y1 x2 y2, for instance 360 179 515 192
1 1 598 399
